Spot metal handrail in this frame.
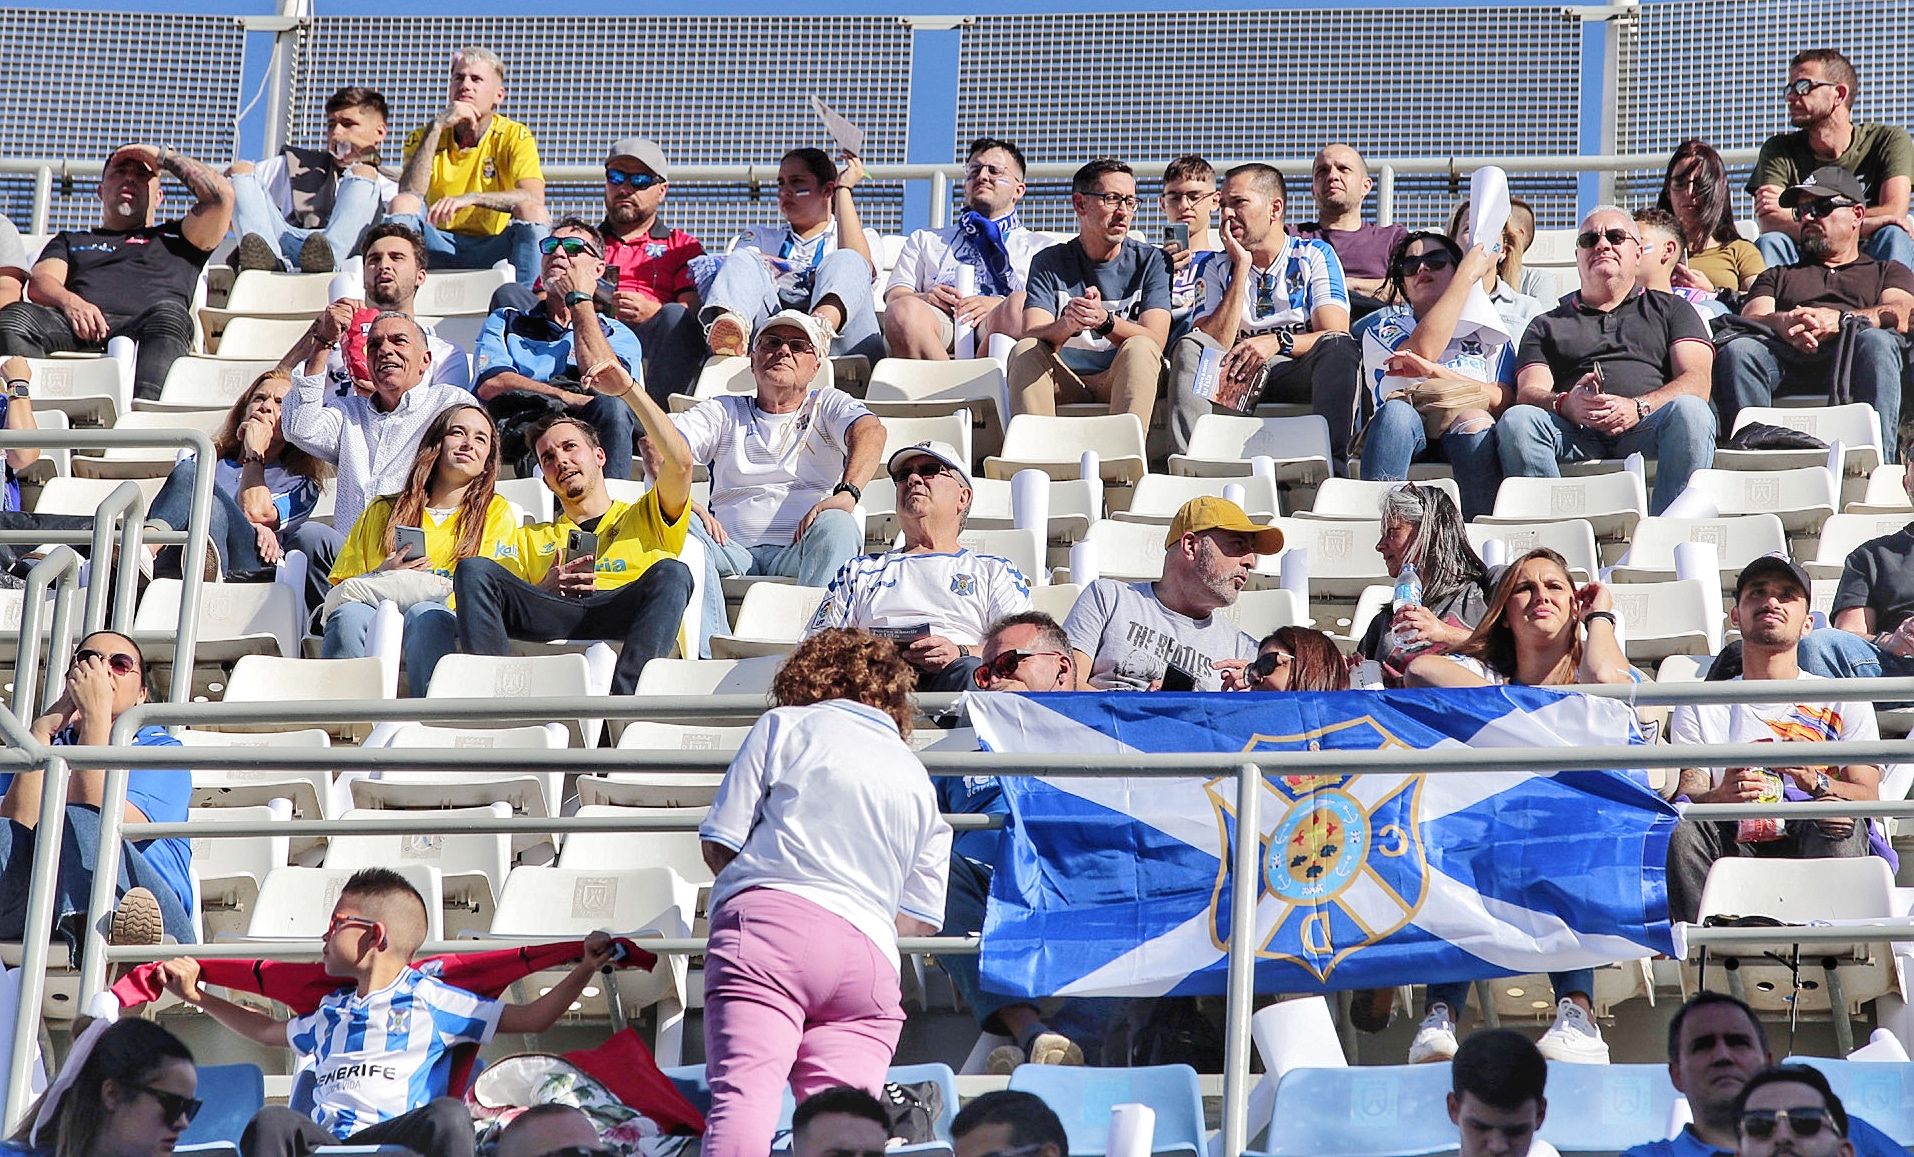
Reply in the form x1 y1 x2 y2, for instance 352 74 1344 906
11 546 82 720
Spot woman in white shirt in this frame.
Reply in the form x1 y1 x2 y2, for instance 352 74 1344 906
697 629 952 1157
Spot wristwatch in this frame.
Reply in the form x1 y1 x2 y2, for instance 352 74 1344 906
5 378 28 401
1635 398 1651 422
1812 770 1833 797
1093 309 1117 338
831 481 862 503
564 291 593 308
1277 329 1296 357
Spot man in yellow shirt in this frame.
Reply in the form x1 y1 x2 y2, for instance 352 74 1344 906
452 267 694 694
389 46 547 290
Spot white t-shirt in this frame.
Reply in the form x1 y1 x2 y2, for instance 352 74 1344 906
808 547 1032 643
286 965 503 1138
734 221 884 296
1668 672 1879 788
673 387 872 546
701 699 952 964
1062 578 1257 691
883 221 1053 297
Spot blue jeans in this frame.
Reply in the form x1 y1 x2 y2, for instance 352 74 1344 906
694 247 884 363
231 171 382 271
1426 969 1596 1020
0 804 195 947
1359 398 1502 519
1715 328 1905 464
686 508 863 658
1495 394 1717 515
1756 223 1914 271
322 598 461 697
147 460 343 613
1799 626 1914 678
385 211 547 290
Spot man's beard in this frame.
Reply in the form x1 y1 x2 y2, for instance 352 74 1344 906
1800 231 1834 263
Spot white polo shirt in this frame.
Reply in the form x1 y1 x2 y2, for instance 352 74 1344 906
701 700 952 965
673 387 872 546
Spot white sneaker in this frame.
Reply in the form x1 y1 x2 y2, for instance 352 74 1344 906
1536 998 1610 1064
1407 1002 1459 1064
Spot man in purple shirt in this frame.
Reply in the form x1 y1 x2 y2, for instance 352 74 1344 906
1292 143 1406 319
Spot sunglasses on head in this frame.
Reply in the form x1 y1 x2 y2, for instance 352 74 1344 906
1740 1107 1839 1140
1392 250 1456 276
539 236 602 258
890 459 954 484
1794 198 1857 221
755 333 816 356
605 169 663 190
1576 228 1638 250
128 1083 203 1125
73 648 139 676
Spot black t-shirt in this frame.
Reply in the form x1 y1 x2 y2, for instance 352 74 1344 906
1748 255 1914 312
1833 522 1914 633
39 220 212 318
1515 287 1712 400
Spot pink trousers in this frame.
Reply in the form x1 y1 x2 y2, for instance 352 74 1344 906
699 887 905 1157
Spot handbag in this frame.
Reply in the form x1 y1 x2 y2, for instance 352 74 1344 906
1399 377 1499 437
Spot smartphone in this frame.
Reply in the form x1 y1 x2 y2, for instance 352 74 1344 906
598 266 621 299
1165 223 1190 249
1161 663 1198 692
392 525 427 562
1589 361 1606 393
565 528 598 564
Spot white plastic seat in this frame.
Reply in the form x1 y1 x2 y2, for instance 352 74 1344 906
880 411 976 473
220 655 392 737
1113 473 1280 526
1301 477 1459 520
633 655 782 698
1263 518 1389 598
1343 584 1392 646
12 407 70 484
133 578 303 662
244 865 444 941
211 317 309 360
22 355 128 426
1030 582 1082 622
412 268 509 317
1081 518 1167 582
213 270 333 318
1679 466 1839 533
188 801 291 942
709 583 829 659
1167 414 1333 483
324 805 510 936
72 410 225 480
985 414 1146 486
865 358 1010 460
946 473 1101 545
1464 518 1601 582
1655 653 1713 683
29 475 164 515
1609 514 1790 588
183 731 333 825
580 726 738 809
146 357 281 413
558 805 714 888
1845 464 1910 513
1483 472 1646 540
493 476 555 524
1221 587 1310 639
1605 578 1722 662
1808 512 1911 580
356 723 566 823
424 653 602 748
1719 404 1883 476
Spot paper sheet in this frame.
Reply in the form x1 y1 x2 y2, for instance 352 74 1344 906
1469 166 1511 254
809 94 865 156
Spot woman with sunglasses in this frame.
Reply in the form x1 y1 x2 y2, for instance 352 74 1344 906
3 631 194 949
321 403 516 696
1235 626 1350 692
4 1018 199 1157
1399 547 1635 1067
1354 233 1514 518
693 146 884 364
1655 139 1764 294
699 629 950 1157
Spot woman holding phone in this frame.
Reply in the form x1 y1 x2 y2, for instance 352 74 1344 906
320 404 517 695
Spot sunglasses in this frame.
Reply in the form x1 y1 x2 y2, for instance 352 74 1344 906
1392 250 1456 276
129 1083 203 1125
979 649 1069 683
1576 228 1638 250
605 170 663 190
539 237 602 258
1794 199 1857 221
890 460 954 485
1740 1107 1839 1140
755 333 816 356
325 913 381 940
1784 78 1839 98
73 648 140 676
1248 650 1295 680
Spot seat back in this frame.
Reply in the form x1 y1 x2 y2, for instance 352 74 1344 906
135 579 301 657
1307 477 1459 519
634 655 782 697
1785 1059 1914 1145
729 583 830 642
1464 518 1600 581
177 1062 265 1146
153 357 279 412
1491 472 1646 521
1083 518 1168 581
1697 855 1895 925
245 865 443 940
1534 1064 1681 1153
413 267 509 316
1221 587 1308 639
222 270 333 315
1006 1063 1206 1157
214 316 311 359
1122 473 1280 524
1616 514 1788 572
22 355 129 424
991 414 1146 483
327 805 512 904
881 410 976 472
559 804 713 885
1259 1064 1456 1157
1173 414 1333 479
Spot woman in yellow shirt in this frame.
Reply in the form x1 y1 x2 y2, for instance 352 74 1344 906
320 403 518 695
1656 139 1765 293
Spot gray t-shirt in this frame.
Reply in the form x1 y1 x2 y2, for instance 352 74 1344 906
1063 578 1257 691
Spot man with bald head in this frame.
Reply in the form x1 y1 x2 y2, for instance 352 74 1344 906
496 1104 605 1157
281 309 479 530
1293 143 1406 309
1494 205 1718 513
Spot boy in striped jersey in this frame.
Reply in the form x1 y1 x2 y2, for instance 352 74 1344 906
157 868 615 1157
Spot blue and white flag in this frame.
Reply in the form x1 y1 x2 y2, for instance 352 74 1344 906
966 686 1681 998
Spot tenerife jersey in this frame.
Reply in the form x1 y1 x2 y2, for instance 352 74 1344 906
1196 235 1348 334
287 966 503 1138
808 547 1032 643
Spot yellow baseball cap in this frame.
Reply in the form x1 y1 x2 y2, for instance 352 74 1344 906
1164 496 1284 554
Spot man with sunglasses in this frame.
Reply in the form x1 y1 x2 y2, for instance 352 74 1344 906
1736 1067 1855 1157
1494 206 1717 514
808 440 1030 691
472 218 645 478
676 309 884 657
1010 157 1171 434
1620 993 1901 1157
883 137 1050 360
1748 49 1914 273
597 137 707 403
1715 167 1913 457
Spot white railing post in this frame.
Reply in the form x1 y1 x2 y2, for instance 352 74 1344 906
1220 762 1262 1157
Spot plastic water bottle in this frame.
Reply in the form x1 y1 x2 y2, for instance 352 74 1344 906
1388 562 1424 654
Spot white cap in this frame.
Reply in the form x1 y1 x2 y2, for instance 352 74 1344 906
753 308 831 353
887 439 972 490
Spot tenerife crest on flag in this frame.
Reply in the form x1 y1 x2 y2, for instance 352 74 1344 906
965 685 1681 998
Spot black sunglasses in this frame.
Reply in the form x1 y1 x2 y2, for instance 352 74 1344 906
1794 199 1857 221
539 236 602 258
890 460 954 484
755 333 816 356
1248 650 1295 680
73 648 140 676
605 170 663 190
1576 228 1638 250
129 1083 203 1125
978 648 1069 683
1784 78 1839 98
1392 250 1456 276
1740 1107 1838 1140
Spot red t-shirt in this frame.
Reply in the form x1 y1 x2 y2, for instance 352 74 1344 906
601 219 705 303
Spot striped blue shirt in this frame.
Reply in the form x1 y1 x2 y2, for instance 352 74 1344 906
1196 235 1348 334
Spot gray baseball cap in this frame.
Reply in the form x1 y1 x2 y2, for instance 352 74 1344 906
604 138 668 181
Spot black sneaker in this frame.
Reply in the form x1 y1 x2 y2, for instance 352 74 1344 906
297 232 336 274
234 233 283 273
